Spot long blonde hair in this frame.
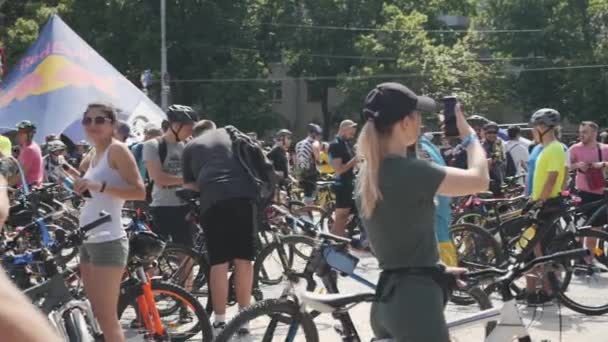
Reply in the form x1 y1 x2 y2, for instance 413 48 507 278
356 121 388 218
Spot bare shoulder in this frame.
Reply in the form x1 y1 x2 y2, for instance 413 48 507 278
108 142 133 168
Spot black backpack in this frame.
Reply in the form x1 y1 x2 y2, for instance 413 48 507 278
225 126 278 205
505 145 517 177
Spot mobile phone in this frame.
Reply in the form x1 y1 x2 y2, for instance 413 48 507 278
442 96 459 137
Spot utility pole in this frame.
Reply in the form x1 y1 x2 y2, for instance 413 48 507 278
160 0 168 111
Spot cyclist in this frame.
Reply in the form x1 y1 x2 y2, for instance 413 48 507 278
114 120 133 143
418 135 458 266
43 139 73 183
356 82 488 342
295 123 322 205
483 121 506 196
76 102 146 342
328 119 358 237
182 125 258 334
71 140 90 168
267 129 294 183
15 120 43 188
524 108 567 305
568 121 608 225
131 123 162 180
505 125 530 185
144 105 196 248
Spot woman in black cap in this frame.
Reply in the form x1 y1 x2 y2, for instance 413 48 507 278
356 82 489 341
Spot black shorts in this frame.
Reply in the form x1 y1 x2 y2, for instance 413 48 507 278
201 198 256 266
333 183 355 209
579 191 607 226
299 172 318 198
150 205 196 247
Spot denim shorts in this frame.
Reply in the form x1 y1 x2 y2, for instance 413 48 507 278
79 236 129 267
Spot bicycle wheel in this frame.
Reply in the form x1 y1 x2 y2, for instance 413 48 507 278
548 228 608 315
118 280 213 342
254 235 317 286
449 224 503 305
157 243 209 298
453 211 486 227
214 298 319 342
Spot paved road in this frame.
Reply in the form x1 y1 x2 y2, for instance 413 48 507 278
122 250 608 341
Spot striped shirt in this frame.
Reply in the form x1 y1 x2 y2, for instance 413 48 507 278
295 137 316 172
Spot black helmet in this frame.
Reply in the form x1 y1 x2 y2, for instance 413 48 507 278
483 122 499 133
530 108 560 127
46 140 66 153
307 123 322 135
16 120 36 131
276 129 292 138
166 105 196 124
129 231 166 262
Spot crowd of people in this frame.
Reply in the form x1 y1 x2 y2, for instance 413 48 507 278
0 79 606 341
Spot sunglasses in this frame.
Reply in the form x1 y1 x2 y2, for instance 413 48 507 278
82 116 112 126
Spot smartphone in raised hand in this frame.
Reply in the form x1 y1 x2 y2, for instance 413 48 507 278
442 96 459 137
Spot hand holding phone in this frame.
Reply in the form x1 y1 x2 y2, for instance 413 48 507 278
442 96 459 137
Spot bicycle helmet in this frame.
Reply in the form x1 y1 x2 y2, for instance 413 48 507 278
483 122 499 133
307 123 322 135
46 140 66 153
76 140 90 147
16 120 36 131
129 231 167 262
276 129 293 138
166 104 197 124
530 108 560 127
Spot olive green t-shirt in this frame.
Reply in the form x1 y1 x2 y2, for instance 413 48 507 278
357 156 446 270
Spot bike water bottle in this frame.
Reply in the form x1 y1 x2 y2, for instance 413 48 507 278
516 224 537 252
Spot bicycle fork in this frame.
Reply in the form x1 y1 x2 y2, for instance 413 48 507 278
135 267 165 337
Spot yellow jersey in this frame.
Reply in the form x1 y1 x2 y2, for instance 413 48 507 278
532 140 566 200
318 151 334 174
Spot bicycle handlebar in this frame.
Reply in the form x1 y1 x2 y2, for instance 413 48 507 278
271 204 353 245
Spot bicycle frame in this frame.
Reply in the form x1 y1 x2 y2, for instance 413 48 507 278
447 300 528 342
127 264 166 337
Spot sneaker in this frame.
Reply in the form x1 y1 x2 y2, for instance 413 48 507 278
213 321 226 336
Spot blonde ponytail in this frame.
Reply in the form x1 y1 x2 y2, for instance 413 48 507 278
356 121 386 218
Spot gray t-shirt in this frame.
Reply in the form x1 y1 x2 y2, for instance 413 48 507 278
182 128 257 215
143 138 186 207
357 156 446 270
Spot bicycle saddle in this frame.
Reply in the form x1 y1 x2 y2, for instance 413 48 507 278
300 291 376 313
476 191 495 199
175 188 200 202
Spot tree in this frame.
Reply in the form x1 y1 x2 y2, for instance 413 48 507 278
339 4 505 125
474 0 608 124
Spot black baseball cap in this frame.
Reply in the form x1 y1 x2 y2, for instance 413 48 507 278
363 82 438 127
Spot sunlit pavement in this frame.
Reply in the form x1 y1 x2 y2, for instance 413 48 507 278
126 251 608 341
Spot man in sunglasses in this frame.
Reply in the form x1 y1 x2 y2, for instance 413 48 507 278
15 120 43 188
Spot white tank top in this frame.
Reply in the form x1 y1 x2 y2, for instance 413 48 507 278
79 145 127 243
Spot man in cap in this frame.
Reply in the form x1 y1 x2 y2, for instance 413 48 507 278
114 120 133 143
329 119 358 237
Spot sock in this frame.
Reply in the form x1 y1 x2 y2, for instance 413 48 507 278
213 313 226 324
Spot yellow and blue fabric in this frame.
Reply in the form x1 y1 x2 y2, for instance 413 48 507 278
418 136 458 266
532 141 566 200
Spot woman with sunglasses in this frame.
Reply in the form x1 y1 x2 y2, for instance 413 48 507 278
76 103 145 342
356 83 488 342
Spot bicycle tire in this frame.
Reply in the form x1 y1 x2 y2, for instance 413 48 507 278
157 243 209 298
254 235 317 286
117 279 213 342
549 228 608 315
584 203 607 227
64 308 94 342
449 223 503 305
214 298 319 342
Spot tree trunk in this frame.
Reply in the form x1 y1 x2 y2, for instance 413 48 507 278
320 84 330 141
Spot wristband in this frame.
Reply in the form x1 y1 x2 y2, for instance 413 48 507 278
100 181 107 193
460 133 478 149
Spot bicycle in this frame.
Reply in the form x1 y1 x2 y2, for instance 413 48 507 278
216 248 589 342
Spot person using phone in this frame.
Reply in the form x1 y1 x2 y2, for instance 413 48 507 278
356 82 488 341
482 122 506 197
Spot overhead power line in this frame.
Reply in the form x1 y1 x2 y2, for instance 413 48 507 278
168 63 608 84
262 22 543 34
